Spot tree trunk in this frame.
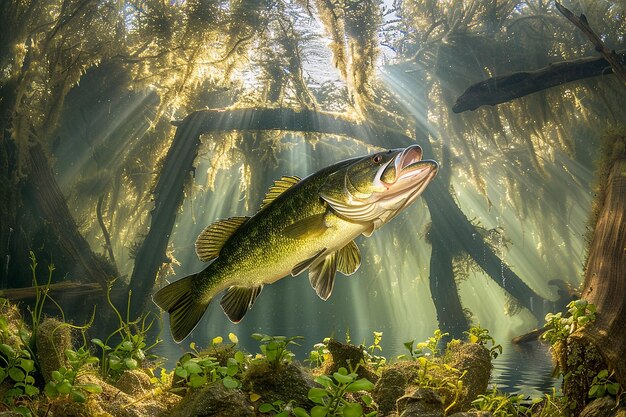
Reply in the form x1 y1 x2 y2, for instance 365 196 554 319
25 143 112 287
580 158 626 387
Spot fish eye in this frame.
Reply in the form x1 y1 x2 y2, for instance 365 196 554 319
372 154 383 164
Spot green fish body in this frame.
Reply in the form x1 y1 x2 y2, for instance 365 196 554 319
153 145 438 342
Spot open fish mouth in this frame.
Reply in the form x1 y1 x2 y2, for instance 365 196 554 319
380 144 437 188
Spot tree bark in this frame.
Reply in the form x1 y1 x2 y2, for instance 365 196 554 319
580 158 626 387
25 143 112 288
452 50 626 113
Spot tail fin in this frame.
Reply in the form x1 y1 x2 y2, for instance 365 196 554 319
152 275 209 343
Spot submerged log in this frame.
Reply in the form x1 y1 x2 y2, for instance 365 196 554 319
452 50 626 113
0 281 102 301
579 155 626 387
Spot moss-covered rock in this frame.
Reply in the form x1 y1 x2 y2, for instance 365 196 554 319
320 339 379 383
243 362 315 409
372 361 422 415
35 317 72 384
164 383 254 417
445 342 491 413
115 369 154 396
396 387 444 417
580 397 626 417
372 342 492 416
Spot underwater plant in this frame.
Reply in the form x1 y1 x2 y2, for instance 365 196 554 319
465 325 503 359
44 346 102 403
398 329 448 360
251 333 304 369
91 282 162 381
307 366 376 417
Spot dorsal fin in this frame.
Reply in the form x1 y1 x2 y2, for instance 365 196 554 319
195 216 249 262
260 176 301 209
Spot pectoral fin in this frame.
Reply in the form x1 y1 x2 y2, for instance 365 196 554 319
309 252 338 301
336 241 361 276
220 285 264 323
195 216 250 262
282 213 328 240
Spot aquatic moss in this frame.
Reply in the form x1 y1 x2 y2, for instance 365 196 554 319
35 317 72 384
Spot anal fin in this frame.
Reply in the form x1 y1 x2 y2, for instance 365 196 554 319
220 285 263 323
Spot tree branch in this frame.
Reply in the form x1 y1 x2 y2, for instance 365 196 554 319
452 50 626 113
555 1 626 85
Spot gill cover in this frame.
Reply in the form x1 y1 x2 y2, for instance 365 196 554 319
319 145 437 230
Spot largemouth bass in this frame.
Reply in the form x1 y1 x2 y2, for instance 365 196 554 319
153 145 438 342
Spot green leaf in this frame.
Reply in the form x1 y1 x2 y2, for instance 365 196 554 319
333 371 354 384
51 370 62 381
345 378 375 392
189 373 207 388
258 403 275 413
314 375 334 388
311 405 328 417
91 338 106 349
71 389 86 403
222 376 239 389
121 341 134 351
57 381 72 394
598 369 609 379
607 383 619 396
293 407 310 417
362 394 373 406
124 357 138 370
342 402 363 417
24 384 39 396
183 361 203 375
79 383 103 394
9 366 25 382
175 367 188 378
44 382 59 398
20 359 35 373
308 387 329 404
0 343 15 357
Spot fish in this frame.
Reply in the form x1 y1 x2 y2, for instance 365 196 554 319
153 144 438 342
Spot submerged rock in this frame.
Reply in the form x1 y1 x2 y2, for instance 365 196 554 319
164 383 254 417
372 341 492 416
445 341 491 413
321 339 379 383
396 387 444 417
243 362 315 409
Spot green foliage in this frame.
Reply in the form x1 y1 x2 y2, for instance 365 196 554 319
398 329 448 360
91 282 161 380
588 369 621 399
172 339 247 391
543 300 596 345
44 347 102 403
252 333 303 369
363 332 386 372
307 338 331 368
258 399 309 417
465 325 502 359
305 367 377 417
472 387 529 417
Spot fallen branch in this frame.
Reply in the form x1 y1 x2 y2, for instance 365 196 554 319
452 50 625 113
